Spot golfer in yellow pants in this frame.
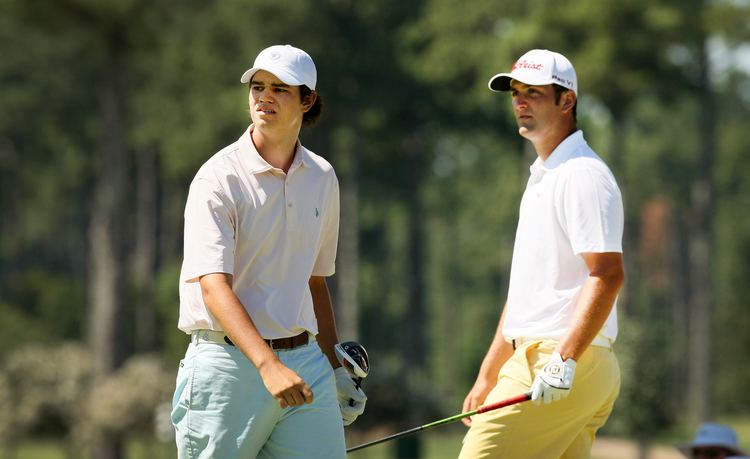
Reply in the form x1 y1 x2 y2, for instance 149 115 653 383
460 48 626 459
459 340 620 459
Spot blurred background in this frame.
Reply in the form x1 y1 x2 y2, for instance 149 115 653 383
1 0 749 458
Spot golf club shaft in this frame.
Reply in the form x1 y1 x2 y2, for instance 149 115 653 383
349 378 363 407
346 392 531 453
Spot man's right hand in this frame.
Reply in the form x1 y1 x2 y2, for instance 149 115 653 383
461 376 496 426
258 358 313 408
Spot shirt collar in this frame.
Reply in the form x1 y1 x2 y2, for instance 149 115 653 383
238 125 310 174
289 144 311 172
529 130 587 176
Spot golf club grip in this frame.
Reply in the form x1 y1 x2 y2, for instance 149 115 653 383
349 377 362 406
476 391 531 414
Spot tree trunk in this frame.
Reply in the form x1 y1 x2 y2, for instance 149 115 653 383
671 210 691 417
132 146 158 352
396 135 427 458
87 44 127 459
686 33 715 425
89 433 123 459
443 214 460 397
637 437 648 459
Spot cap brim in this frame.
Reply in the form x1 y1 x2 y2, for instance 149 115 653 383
488 71 575 93
488 73 513 92
676 443 747 457
239 67 305 86
488 72 552 91
239 68 257 84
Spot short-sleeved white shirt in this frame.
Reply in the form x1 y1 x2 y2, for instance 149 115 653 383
178 126 340 338
502 130 623 342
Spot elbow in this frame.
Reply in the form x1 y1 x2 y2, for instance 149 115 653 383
610 267 625 292
598 262 625 292
199 273 233 305
588 256 625 291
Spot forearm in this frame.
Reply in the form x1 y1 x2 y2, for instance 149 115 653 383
199 273 278 370
310 276 341 369
556 259 624 361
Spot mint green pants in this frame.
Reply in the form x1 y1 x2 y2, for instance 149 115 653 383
171 337 345 459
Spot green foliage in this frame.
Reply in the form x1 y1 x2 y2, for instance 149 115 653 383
0 373 11 447
87 355 173 436
0 343 173 454
713 102 750 415
0 270 86 345
1 343 92 445
155 261 188 365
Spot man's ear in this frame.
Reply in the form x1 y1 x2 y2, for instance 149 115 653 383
561 91 576 113
302 91 317 112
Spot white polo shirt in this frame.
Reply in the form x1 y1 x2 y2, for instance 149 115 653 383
178 126 340 338
502 130 623 342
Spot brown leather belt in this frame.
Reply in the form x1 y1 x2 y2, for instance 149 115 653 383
192 330 310 350
224 331 309 350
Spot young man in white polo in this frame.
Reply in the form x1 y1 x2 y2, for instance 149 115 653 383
171 44 366 459
459 49 625 458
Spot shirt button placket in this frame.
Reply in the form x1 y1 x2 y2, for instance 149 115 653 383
285 180 298 228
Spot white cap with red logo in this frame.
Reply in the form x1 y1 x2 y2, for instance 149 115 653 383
488 49 577 95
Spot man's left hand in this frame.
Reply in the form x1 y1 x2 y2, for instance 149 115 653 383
530 352 577 405
334 367 367 425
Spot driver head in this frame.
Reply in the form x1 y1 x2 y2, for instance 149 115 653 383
335 341 369 379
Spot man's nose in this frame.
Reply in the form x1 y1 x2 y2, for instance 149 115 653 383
258 87 273 101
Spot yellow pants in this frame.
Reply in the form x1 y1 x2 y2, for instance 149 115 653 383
458 340 620 459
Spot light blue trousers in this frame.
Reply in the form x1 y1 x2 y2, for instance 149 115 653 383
171 337 346 459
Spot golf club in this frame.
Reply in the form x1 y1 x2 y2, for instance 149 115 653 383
346 392 532 453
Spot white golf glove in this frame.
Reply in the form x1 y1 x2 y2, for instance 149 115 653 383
530 352 577 405
334 367 367 425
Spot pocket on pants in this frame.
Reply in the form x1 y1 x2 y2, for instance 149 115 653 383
171 359 193 427
499 341 545 388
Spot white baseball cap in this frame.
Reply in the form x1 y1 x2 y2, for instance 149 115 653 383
488 49 577 95
240 44 317 90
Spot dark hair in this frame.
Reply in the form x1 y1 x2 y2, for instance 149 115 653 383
553 84 577 123
300 85 323 127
